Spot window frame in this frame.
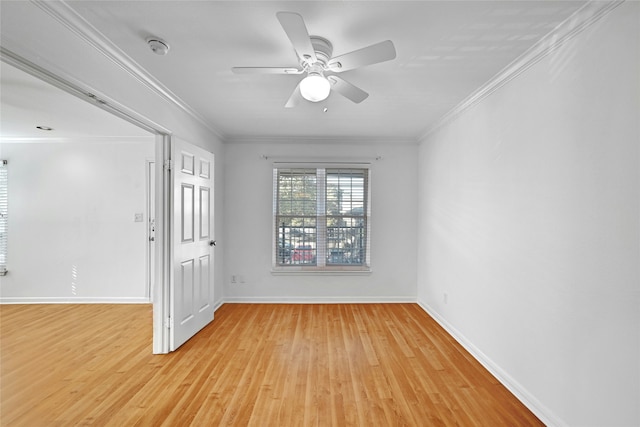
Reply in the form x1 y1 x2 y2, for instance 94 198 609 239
272 163 371 274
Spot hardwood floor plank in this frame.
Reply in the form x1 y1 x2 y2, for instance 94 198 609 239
1 303 543 426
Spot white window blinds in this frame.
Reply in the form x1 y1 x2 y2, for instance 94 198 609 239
0 160 7 275
273 165 370 271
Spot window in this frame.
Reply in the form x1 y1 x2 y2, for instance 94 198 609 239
0 160 7 276
274 165 370 271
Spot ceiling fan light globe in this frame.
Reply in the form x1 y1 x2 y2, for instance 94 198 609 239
300 74 331 102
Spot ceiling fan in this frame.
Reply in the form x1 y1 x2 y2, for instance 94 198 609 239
232 12 397 108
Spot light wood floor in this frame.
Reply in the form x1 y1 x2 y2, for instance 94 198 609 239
1 303 542 426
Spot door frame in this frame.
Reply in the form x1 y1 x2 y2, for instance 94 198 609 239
145 158 155 301
153 135 172 354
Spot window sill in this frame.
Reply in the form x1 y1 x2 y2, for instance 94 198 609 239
271 267 372 276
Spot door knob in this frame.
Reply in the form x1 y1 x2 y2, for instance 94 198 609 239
209 240 216 247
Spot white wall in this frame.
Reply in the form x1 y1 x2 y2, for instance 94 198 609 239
417 3 639 426
1 141 154 302
224 140 417 302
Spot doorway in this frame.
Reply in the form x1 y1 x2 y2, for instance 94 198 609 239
0 56 165 350
1 51 218 354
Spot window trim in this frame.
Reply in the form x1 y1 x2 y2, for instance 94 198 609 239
272 162 371 274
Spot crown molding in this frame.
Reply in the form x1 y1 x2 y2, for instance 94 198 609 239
0 136 155 144
419 0 624 142
31 0 225 141
226 135 418 146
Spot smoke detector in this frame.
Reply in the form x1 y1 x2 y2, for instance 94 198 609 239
147 38 169 55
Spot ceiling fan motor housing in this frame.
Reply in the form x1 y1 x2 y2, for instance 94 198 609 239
308 36 333 67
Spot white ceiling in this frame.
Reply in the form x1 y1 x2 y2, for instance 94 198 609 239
1 1 587 141
0 61 151 140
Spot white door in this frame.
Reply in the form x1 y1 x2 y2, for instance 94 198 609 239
170 138 215 351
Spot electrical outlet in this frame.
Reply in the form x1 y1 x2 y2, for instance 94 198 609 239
231 275 237 284
134 213 144 222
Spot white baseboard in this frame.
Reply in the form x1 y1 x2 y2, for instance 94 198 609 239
223 296 416 304
0 296 151 304
213 298 225 312
416 299 566 427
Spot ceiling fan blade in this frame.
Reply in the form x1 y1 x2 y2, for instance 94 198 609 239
276 12 317 64
328 76 369 103
285 82 304 108
328 40 396 72
232 67 303 74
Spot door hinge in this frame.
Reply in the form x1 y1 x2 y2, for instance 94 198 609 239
164 160 173 171
165 316 173 329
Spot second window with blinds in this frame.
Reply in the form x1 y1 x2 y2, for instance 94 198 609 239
274 166 370 271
